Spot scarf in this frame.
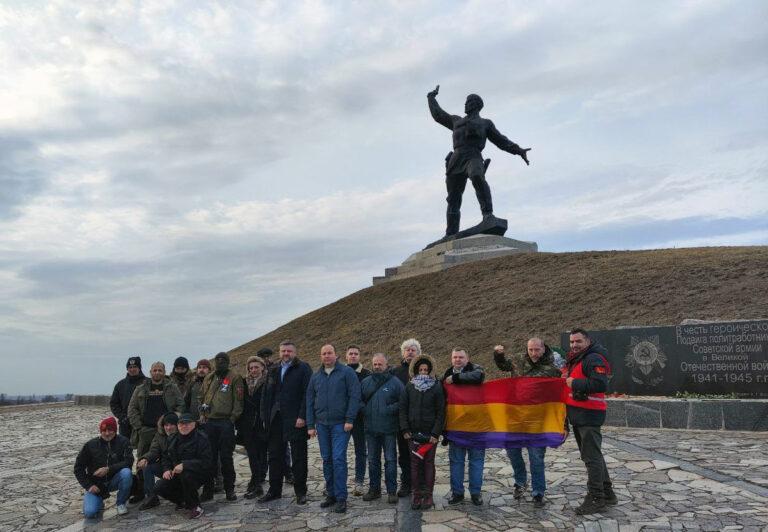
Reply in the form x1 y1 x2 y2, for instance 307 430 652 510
246 375 265 395
411 374 436 392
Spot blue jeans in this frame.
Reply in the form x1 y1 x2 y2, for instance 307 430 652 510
366 432 397 494
449 443 485 496
143 462 164 495
83 467 132 518
351 417 367 484
506 446 547 496
316 423 351 501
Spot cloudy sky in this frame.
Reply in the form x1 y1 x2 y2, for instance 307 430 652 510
1 0 766 395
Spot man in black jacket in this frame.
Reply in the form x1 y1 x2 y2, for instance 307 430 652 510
443 348 486 506
565 328 616 515
74 417 134 518
391 338 421 497
345 344 371 496
110 356 146 440
258 340 312 505
153 413 212 519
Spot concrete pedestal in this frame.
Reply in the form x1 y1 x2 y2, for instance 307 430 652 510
372 234 537 285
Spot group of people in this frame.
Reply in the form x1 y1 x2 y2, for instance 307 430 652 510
74 328 615 520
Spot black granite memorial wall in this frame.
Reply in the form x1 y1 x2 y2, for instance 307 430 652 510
560 320 768 398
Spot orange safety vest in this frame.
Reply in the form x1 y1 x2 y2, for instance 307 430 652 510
562 356 608 411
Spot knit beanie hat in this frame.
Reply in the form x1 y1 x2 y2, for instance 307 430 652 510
173 356 190 370
163 412 179 425
196 359 211 370
99 417 118 432
214 352 229 362
256 347 273 358
126 356 142 369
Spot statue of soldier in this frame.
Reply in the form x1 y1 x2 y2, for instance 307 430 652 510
427 85 531 237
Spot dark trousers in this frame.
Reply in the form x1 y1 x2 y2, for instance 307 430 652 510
203 419 236 492
351 415 367 484
245 435 268 487
409 441 436 496
573 425 612 498
118 420 132 440
155 471 205 509
445 169 493 234
397 432 411 488
267 415 308 496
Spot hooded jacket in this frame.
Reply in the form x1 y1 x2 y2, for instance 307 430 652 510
306 361 361 429
74 434 134 495
141 417 175 465
361 371 404 434
399 354 445 438
494 345 561 378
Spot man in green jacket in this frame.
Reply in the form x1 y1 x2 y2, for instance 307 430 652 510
199 352 244 502
128 362 184 458
493 338 561 508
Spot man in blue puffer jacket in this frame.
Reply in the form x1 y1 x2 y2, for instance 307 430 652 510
360 353 404 504
306 344 361 514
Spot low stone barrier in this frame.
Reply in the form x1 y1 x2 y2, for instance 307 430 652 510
605 398 768 431
73 395 111 406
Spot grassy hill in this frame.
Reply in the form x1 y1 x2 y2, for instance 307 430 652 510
229 246 768 377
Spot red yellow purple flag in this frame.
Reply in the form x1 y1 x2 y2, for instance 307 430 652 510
444 377 568 448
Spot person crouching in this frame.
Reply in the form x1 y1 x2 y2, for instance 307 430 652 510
153 413 212 519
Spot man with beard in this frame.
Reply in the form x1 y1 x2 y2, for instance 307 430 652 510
128 362 184 460
171 357 193 398
360 353 403 504
563 328 616 515
153 413 212 519
110 356 146 440
345 344 371 496
199 352 244 502
74 417 134 518
494 338 562 507
391 338 421 497
258 340 312 505
184 359 211 421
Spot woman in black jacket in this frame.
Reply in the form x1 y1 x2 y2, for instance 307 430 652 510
239 355 268 498
399 354 445 510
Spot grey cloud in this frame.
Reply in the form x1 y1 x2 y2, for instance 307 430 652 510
0 137 48 218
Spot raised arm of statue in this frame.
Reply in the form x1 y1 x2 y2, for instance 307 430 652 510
487 120 531 165
427 85 456 130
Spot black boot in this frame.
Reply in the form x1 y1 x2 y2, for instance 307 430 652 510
604 486 618 505
446 211 460 236
575 494 606 515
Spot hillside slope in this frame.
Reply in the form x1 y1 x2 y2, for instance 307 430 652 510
229 246 768 377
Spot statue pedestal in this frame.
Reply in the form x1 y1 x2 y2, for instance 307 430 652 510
372 234 537 285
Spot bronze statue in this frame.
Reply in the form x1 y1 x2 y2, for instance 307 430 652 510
427 85 530 237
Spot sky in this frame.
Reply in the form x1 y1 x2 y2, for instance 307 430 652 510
1 0 766 395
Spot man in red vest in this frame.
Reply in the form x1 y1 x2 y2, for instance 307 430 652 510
564 328 617 515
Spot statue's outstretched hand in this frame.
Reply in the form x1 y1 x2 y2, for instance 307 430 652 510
520 148 531 165
427 84 440 98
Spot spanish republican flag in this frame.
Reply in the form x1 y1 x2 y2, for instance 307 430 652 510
444 377 568 449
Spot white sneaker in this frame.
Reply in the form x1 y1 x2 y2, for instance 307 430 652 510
116 504 128 515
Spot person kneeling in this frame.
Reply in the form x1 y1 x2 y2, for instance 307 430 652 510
136 412 178 510
74 417 134 519
153 413 212 519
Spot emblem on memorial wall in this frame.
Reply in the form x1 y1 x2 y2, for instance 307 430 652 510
625 335 667 386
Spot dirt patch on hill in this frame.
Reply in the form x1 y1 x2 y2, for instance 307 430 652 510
229 246 768 377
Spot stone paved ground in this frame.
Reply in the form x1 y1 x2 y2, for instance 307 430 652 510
1 405 767 532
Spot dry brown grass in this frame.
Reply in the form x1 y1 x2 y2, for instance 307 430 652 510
228 246 768 377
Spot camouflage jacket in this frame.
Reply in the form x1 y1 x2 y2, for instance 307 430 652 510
493 345 561 378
